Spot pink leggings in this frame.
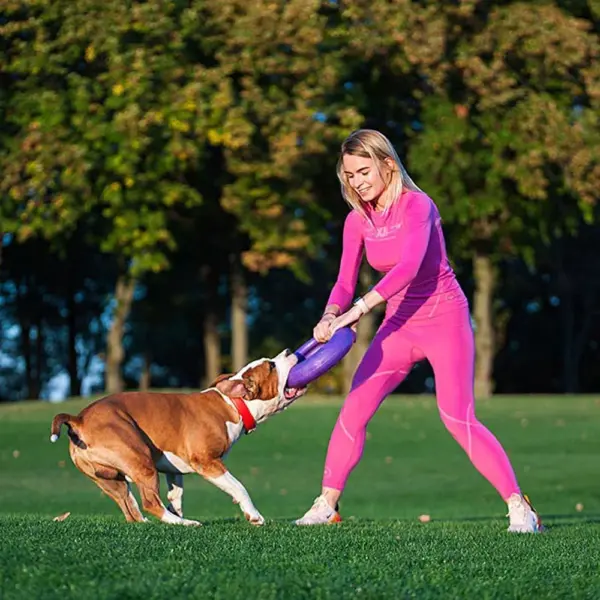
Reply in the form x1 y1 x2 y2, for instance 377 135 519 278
322 304 520 500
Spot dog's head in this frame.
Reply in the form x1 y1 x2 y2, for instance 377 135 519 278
212 350 307 423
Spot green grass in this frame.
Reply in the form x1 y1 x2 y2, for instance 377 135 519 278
1 394 600 599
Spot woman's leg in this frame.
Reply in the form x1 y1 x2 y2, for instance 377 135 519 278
296 323 417 524
423 307 520 500
423 307 541 532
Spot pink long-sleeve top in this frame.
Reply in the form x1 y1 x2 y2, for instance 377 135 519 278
327 190 466 319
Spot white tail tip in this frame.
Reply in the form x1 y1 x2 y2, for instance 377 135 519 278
50 434 58 443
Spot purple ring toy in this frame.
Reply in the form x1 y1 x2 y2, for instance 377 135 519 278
288 327 356 388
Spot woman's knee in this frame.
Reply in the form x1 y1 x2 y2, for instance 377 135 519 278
338 394 367 428
438 403 477 439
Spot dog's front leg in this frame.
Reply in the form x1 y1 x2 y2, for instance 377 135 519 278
166 473 184 518
199 460 265 526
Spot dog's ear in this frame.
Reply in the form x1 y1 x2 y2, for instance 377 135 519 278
215 378 251 400
211 373 235 387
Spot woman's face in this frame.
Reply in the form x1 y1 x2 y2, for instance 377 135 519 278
342 154 390 206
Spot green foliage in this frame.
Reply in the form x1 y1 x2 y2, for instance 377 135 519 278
1 0 600 399
407 2 600 262
0 0 208 275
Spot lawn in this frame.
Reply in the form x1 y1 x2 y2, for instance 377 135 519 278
1 394 599 598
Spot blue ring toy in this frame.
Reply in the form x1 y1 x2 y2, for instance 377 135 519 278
287 327 356 388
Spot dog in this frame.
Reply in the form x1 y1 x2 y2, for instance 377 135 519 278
50 350 306 526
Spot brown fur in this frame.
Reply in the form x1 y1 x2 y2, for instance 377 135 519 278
51 361 283 525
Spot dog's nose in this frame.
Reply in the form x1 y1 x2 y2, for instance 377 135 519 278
283 348 291 357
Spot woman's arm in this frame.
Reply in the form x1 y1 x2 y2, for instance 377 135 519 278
324 211 364 314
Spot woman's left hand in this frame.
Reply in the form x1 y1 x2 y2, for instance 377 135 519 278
328 305 363 338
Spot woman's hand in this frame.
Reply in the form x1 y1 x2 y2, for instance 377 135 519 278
328 305 363 338
313 313 337 343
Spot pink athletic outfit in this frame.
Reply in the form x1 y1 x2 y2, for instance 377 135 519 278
322 190 520 500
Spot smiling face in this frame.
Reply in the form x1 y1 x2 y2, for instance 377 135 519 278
342 154 391 209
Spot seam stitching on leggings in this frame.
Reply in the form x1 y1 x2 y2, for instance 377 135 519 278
327 370 409 489
439 406 481 460
428 293 441 318
339 417 354 442
369 369 408 380
466 403 473 459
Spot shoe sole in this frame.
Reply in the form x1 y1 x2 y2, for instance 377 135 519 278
295 512 342 526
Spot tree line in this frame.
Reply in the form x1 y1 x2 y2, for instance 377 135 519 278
1 0 599 402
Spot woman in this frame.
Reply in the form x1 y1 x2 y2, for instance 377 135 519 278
295 129 541 533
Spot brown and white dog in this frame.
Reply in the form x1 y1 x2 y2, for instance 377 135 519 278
50 350 305 526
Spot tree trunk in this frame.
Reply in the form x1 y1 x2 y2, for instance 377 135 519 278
562 286 595 394
66 275 81 397
203 309 221 387
473 251 496 399
16 281 37 400
21 320 33 399
32 321 43 400
202 265 222 387
342 265 377 394
138 351 151 391
230 254 248 372
105 274 136 394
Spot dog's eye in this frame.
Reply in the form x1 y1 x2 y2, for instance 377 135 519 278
268 361 276 372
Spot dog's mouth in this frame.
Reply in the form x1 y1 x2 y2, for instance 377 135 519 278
284 386 306 401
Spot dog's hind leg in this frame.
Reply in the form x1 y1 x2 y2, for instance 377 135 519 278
126 457 200 527
70 449 145 523
166 473 184 518
93 476 146 523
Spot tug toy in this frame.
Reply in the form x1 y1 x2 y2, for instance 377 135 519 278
287 327 356 389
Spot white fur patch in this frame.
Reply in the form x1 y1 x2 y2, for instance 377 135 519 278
207 471 265 525
211 388 245 446
227 352 298 426
166 473 184 516
126 482 143 518
155 452 195 474
161 508 182 524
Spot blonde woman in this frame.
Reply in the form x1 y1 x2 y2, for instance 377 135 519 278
295 129 541 533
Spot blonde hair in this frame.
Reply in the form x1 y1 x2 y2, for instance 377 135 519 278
336 129 422 220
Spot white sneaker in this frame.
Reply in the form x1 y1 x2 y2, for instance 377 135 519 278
507 493 542 533
294 495 342 526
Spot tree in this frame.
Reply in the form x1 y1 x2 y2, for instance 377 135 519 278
1 0 213 392
407 2 600 397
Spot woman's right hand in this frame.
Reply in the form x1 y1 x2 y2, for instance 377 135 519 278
313 313 337 343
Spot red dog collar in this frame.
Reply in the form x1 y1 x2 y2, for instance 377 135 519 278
230 397 256 434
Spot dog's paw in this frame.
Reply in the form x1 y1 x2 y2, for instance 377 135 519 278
180 518 202 527
245 512 265 526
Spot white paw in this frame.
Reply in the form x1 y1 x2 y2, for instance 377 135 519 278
245 511 265 526
181 518 202 527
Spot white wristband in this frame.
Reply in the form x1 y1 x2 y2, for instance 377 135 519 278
355 297 369 315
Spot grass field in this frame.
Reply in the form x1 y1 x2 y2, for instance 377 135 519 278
1 394 599 599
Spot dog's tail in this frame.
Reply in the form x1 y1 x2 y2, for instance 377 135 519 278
50 413 87 449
